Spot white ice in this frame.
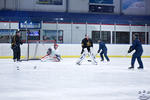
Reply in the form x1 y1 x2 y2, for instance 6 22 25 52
0 58 150 100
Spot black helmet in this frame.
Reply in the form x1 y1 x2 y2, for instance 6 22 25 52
134 33 139 38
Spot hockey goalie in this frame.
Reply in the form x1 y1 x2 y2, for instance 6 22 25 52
76 34 97 65
41 43 62 62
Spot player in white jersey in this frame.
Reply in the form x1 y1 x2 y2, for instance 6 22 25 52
41 43 61 62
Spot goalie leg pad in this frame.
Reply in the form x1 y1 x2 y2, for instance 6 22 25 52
76 53 86 65
54 54 61 62
89 53 97 65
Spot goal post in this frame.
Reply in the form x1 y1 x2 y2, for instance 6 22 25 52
22 40 56 61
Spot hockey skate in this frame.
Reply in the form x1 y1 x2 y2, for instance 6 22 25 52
137 67 144 69
76 52 86 65
92 61 98 65
76 62 81 65
89 52 98 65
101 59 104 61
128 66 134 69
13 59 17 62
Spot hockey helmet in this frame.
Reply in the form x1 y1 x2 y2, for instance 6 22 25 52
54 43 58 47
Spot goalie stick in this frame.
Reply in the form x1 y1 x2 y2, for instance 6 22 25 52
41 54 48 59
41 54 62 62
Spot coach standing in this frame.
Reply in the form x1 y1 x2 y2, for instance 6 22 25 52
11 31 23 62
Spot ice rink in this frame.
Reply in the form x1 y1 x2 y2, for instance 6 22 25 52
0 58 150 100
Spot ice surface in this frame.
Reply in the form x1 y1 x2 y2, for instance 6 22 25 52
0 58 150 100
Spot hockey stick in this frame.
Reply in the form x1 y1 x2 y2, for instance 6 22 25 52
124 52 129 58
41 54 49 62
41 54 62 62
41 54 48 59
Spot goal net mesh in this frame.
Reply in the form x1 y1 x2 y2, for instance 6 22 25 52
22 40 55 61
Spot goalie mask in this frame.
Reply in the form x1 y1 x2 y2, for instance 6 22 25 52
54 44 58 49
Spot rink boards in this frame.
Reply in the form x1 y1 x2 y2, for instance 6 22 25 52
0 44 150 59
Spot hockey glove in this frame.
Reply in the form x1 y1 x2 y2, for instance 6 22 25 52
97 50 100 53
81 49 84 54
128 46 133 53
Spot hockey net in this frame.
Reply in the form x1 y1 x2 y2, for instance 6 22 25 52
22 40 56 61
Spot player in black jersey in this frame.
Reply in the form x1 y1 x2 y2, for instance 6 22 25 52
81 34 93 54
76 34 97 65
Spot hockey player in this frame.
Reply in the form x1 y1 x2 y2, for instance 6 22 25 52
11 31 23 62
97 39 110 62
128 33 144 69
76 34 97 65
41 43 61 62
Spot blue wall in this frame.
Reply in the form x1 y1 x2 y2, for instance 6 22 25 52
0 10 150 25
